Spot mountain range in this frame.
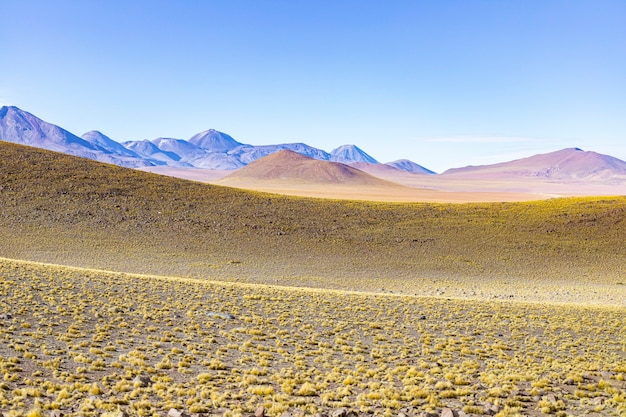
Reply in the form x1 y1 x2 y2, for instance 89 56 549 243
0 106 428 172
2 105 626 189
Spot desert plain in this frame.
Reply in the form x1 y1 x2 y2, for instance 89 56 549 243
0 142 625 417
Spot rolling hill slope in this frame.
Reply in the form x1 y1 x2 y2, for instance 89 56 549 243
1 141 626 302
443 147 626 181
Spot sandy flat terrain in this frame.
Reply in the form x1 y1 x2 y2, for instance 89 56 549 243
138 166 625 203
211 180 546 202
133 148 626 203
365 172 626 198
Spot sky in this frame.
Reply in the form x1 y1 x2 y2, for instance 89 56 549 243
1 1 625 172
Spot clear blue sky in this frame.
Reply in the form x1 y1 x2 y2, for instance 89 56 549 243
1 1 625 172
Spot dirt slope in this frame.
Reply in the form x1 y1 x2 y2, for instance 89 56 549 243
1 141 626 303
218 150 400 186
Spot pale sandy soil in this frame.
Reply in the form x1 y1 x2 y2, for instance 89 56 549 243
373 172 626 197
353 164 626 196
210 180 545 203
136 166 626 203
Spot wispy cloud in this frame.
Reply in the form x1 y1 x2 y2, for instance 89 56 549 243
425 135 538 144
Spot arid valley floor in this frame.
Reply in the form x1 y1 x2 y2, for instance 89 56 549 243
0 142 625 417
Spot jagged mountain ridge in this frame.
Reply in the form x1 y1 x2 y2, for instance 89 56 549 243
0 106 428 171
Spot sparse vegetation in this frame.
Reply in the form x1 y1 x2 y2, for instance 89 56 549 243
1 142 626 304
0 142 625 415
0 258 624 416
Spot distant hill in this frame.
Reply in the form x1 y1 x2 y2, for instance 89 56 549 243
0 106 94 152
330 144 378 164
386 159 436 174
3 106 626 183
351 161 436 177
122 139 190 167
188 129 244 152
152 137 208 160
231 143 331 164
2 140 626 295
2 105 419 170
442 148 626 181
0 106 151 168
218 149 397 186
81 130 141 158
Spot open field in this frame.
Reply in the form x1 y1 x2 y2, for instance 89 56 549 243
207 181 543 204
135 156 626 203
1 258 625 417
1 142 626 415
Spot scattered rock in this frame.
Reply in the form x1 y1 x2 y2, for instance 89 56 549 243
400 406 419 416
207 312 236 319
331 408 348 417
255 405 266 417
49 412 64 417
0 313 12 320
440 408 458 417
168 409 189 417
132 375 152 387
591 397 605 405
484 404 500 416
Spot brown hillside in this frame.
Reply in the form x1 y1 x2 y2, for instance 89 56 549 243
218 150 400 186
1 141 626 304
